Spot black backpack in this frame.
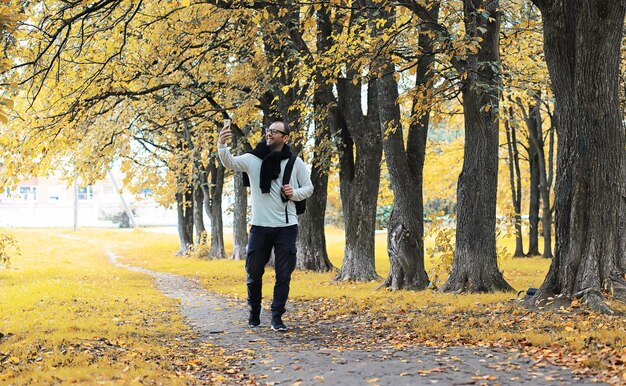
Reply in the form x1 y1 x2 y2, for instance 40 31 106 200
282 154 306 215
517 287 538 301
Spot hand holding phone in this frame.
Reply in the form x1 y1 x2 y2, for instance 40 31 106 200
219 119 232 145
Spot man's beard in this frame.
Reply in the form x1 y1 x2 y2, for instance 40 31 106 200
268 140 281 151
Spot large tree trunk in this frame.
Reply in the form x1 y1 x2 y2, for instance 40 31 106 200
296 113 333 271
176 187 194 256
527 116 541 257
205 156 226 259
261 5 305 139
295 5 334 272
334 76 383 282
542 117 556 259
193 179 208 248
441 0 513 293
621 192 626 272
520 93 553 258
530 0 626 313
374 4 437 290
230 124 250 261
375 73 429 290
296 152 333 271
231 170 248 260
527 92 553 258
504 108 525 257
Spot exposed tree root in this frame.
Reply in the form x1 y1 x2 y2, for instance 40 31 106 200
609 275 626 301
440 270 514 293
575 290 621 315
524 287 626 316
523 293 571 311
334 271 381 283
377 222 428 291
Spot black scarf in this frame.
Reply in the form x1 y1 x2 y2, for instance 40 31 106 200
243 139 293 193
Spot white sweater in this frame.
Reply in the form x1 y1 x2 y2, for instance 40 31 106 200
218 143 314 227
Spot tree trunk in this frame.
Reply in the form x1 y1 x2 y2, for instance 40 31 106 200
542 117 556 259
505 108 525 257
618 185 626 272
258 5 305 150
205 156 226 259
530 0 626 312
295 5 334 272
527 92 553 258
193 180 208 257
373 4 436 290
527 114 541 256
256 5 336 270
176 187 194 256
334 76 383 282
520 92 553 258
375 74 429 290
232 170 248 260
230 124 250 261
296 118 333 271
441 0 513 293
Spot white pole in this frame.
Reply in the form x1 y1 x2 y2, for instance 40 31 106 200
108 171 138 228
73 180 78 230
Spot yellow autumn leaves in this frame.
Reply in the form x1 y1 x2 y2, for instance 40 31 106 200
0 0 20 124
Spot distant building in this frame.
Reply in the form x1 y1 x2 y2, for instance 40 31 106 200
0 172 178 228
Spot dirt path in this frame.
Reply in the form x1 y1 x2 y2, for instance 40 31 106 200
108 252 602 385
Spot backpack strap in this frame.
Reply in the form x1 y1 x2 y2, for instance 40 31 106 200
282 154 297 188
281 155 298 223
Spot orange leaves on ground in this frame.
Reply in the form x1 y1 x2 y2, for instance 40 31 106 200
291 296 626 385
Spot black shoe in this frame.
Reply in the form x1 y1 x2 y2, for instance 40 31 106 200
270 317 287 332
248 310 261 328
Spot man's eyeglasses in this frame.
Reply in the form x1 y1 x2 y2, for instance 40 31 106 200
267 128 287 136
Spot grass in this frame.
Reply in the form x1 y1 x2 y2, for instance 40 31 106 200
2 227 625 384
108 226 552 308
0 229 223 385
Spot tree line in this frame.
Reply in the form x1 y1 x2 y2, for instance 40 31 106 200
0 0 624 313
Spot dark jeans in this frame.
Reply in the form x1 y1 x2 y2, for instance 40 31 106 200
246 225 298 319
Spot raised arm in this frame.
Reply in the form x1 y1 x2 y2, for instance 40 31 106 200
217 123 250 172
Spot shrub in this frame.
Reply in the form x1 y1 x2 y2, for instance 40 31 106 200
0 231 19 268
376 205 392 229
101 209 135 228
425 213 455 289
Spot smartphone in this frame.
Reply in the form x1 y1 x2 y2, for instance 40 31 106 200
224 119 231 128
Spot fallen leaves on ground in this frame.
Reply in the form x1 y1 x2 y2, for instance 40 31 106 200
289 296 626 386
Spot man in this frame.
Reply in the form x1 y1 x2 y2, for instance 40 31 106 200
217 120 313 331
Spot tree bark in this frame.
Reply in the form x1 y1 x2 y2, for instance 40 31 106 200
231 170 248 260
176 187 194 256
441 0 513 293
258 5 306 149
543 116 556 259
230 124 250 261
375 73 429 290
334 77 383 282
519 93 554 258
527 112 541 256
505 108 525 257
527 92 553 258
193 179 208 246
530 0 626 313
204 156 226 259
256 5 336 271
373 4 437 290
295 5 334 272
296 116 334 272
